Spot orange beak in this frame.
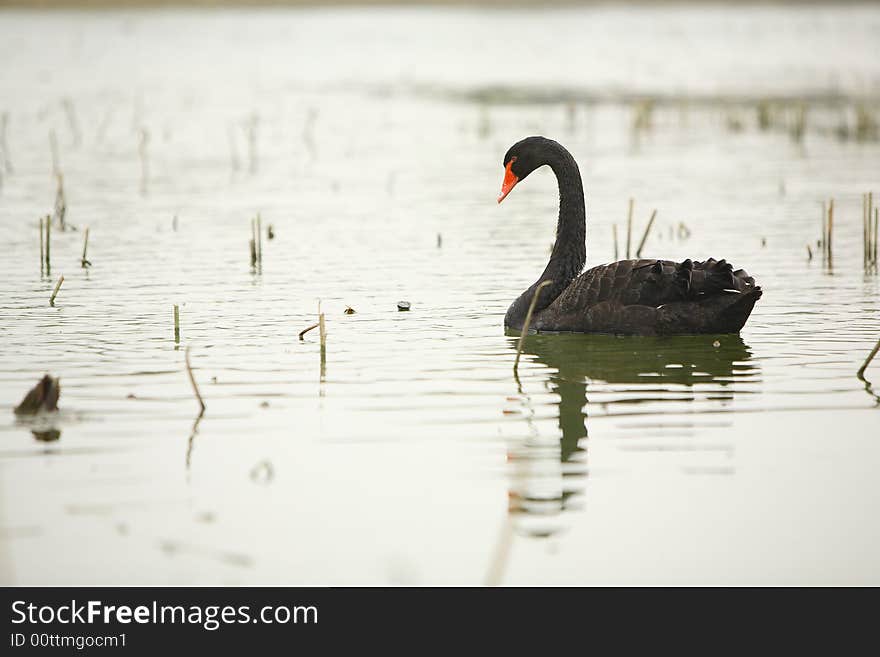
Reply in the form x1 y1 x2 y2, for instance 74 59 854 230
497 160 519 203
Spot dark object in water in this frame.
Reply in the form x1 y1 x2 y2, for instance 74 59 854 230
14 375 60 415
267 224 275 240
32 428 61 442
498 136 762 335
397 301 411 311
344 306 356 314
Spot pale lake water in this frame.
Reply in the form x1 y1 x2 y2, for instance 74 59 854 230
0 5 879 585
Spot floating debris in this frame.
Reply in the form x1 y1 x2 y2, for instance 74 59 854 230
13 374 60 415
397 301 411 311
344 306 356 314
267 224 275 240
32 428 61 442
250 460 274 484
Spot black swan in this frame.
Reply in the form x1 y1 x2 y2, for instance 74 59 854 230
498 136 762 335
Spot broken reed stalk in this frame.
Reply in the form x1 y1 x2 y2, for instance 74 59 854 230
39 217 44 275
826 199 834 264
625 198 633 259
256 213 262 264
80 227 90 268
173 304 180 344
185 345 206 415
513 280 553 374
635 209 657 258
298 323 319 340
49 275 63 306
857 336 880 381
318 301 327 380
875 208 879 267
862 194 871 269
820 200 826 265
612 224 618 260
54 173 66 230
44 214 51 274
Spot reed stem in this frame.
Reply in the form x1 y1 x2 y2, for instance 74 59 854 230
256 213 262 264
185 345 206 415
298 323 319 340
39 217 44 275
826 199 834 264
174 304 180 344
635 209 657 258
857 336 880 381
45 213 51 275
513 280 553 374
625 198 633 259
80 227 90 268
49 275 63 306
612 224 618 261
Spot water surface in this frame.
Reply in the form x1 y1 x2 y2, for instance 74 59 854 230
0 5 879 585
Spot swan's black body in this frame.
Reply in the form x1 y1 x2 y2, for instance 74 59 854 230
500 137 761 335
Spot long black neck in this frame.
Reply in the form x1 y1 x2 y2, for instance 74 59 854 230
505 143 586 330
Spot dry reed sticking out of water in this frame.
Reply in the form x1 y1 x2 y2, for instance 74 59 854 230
53 173 66 230
44 214 51 275
857 336 880 381
174 304 180 344
635 209 658 258
39 217 44 275
820 199 834 266
625 199 633 259
864 192 877 271
185 345 206 415
49 275 64 306
612 224 618 261
513 280 553 375
80 227 91 268
249 215 263 271
256 214 262 264
298 322 319 340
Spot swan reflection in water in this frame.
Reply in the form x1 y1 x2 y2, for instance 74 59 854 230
503 332 758 540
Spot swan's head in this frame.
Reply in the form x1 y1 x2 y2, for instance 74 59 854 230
497 136 554 203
